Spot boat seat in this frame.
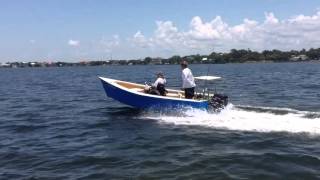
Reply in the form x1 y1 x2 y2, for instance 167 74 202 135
130 88 184 99
166 92 183 98
130 88 144 92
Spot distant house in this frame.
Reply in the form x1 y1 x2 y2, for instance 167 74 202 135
202 57 208 61
0 63 10 67
185 56 195 61
201 57 214 63
30 62 37 67
150 58 162 65
79 61 90 66
110 60 120 65
22 62 29 67
290 54 308 61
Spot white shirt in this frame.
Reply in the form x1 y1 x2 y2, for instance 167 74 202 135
153 77 166 87
182 68 196 88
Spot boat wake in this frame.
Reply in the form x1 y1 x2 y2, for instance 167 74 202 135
141 104 320 134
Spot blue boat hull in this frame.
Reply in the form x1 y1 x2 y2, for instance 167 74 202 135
99 77 208 110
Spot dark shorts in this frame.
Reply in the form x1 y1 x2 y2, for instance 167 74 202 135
184 87 195 99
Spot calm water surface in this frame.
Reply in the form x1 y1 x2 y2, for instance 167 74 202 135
0 62 320 179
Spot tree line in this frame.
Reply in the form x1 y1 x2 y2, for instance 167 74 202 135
2 48 319 68
161 48 320 64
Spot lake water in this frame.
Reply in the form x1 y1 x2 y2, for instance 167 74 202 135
0 62 320 179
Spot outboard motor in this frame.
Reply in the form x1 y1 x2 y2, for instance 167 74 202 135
209 93 228 110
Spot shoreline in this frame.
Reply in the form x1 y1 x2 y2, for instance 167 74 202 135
1 60 319 69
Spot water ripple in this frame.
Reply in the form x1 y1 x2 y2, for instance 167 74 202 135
0 64 320 179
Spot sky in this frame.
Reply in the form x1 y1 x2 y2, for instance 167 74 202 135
1 0 320 62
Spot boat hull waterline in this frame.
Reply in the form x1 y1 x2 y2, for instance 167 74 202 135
99 77 209 109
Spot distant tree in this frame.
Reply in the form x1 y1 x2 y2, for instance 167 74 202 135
300 48 306 54
144 57 152 64
168 55 181 64
119 60 127 65
306 48 320 60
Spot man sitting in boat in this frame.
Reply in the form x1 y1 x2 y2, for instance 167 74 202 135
144 72 167 96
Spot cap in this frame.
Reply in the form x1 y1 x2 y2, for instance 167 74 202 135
156 71 164 77
180 60 188 66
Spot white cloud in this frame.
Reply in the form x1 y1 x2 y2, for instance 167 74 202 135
131 10 320 55
29 39 36 44
188 16 228 40
132 31 150 48
264 12 279 25
68 39 80 46
99 34 120 53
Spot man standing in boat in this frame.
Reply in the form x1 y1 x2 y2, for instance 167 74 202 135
181 60 196 99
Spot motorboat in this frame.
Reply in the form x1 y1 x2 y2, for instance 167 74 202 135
99 76 228 110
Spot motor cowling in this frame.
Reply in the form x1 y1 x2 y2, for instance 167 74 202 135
209 93 228 110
